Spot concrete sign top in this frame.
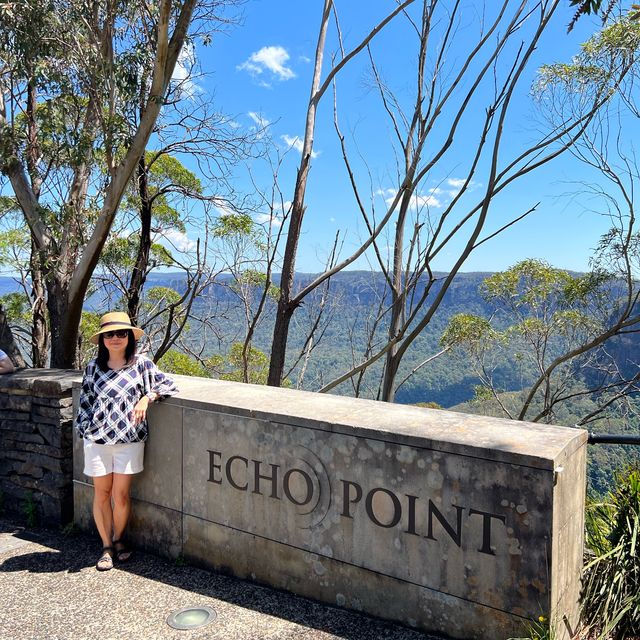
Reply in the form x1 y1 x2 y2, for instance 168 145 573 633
165 375 587 471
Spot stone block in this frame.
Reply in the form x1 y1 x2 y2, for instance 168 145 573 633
32 370 82 396
182 409 559 633
133 401 183 512
183 514 525 639
0 395 32 412
3 432 44 444
73 481 95 533
34 396 74 409
3 451 29 463
0 410 31 423
0 419 37 434
127 499 182 561
60 376 588 638
3 431 46 446
16 462 45 479
40 492 72 526
72 430 85 482
21 452 69 474
32 404 73 423
0 479 29 500
36 422 70 448
19 442 68 459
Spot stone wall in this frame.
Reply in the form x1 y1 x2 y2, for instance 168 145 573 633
72 375 588 640
0 369 588 638
0 369 81 525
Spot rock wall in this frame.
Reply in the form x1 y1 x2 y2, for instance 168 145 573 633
0 369 81 525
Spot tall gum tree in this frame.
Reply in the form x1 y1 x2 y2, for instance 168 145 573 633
0 0 232 367
267 0 632 398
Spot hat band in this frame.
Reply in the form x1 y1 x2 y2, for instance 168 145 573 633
100 321 135 330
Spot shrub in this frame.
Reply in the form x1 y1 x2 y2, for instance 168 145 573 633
581 467 640 639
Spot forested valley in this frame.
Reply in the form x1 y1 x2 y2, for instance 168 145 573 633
3 267 638 495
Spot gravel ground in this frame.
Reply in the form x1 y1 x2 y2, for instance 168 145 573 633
0 517 440 640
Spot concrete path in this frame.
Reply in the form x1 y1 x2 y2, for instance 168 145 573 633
0 517 439 640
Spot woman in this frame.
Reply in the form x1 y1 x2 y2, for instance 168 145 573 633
75 312 178 571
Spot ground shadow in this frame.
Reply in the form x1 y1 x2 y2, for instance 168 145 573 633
0 517 439 640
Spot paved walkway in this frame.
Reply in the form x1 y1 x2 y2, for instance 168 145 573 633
0 517 438 640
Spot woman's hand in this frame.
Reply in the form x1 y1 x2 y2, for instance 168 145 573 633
131 396 150 425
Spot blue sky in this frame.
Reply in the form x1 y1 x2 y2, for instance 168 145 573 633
177 2 619 274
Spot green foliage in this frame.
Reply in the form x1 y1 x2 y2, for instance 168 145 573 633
0 228 29 266
233 269 279 299
22 491 38 528
61 521 80 537
541 11 640 84
440 313 496 348
121 153 203 230
582 467 640 639
212 213 255 238
212 342 270 385
442 259 617 424
508 615 553 640
0 292 30 325
158 350 211 378
149 154 203 196
145 286 183 307
100 238 176 272
482 259 574 309
78 311 101 366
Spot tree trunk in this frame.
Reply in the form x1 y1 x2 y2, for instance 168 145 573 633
267 243 301 386
30 243 49 367
46 278 81 369
127 157 153 322
268 294 297 386
0 303 27 367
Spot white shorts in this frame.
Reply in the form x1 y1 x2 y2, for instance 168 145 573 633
83 440 145 477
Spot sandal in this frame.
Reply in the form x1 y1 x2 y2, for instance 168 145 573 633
96 546 114 571
113 539 132 563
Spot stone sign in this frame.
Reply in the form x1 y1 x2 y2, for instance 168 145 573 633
73 376 587 640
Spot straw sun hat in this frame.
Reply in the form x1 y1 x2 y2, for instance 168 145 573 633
90 312 145 345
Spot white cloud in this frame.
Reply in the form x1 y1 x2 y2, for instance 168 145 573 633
447 178 467 188
172 42 198 98
410 192 442 208
238 46 295 82
281 134 319 158
255 213 282 227
381 187 442 209
248 111 270 128
248 111 270 138
159 229 197 252
212 201 236 218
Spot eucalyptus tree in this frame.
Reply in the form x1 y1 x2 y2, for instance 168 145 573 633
266 1 634 395
440 259 628 424
0 0 239 367
267 0 419 387
303 1 635 403
439 14 640 425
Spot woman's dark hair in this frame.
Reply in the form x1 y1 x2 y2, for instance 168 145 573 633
96 330 136 370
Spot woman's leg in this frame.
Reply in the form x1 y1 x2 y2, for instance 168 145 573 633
111 472 134 544
92 473 114 548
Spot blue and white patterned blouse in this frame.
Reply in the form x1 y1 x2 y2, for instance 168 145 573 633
75 354 178 444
